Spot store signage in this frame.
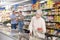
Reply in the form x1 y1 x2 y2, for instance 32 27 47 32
0 7 5 10
32 0 37 4
32 1 40 10
14 4 19 9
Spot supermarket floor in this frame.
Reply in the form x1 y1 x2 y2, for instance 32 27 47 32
0 24 29 40
0 24 60 40
0 24 42 40
0 25 19 40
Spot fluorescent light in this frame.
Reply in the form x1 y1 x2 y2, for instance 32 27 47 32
9 0 29 6
24 4 32 6
0 0 29 6
40 0 47 3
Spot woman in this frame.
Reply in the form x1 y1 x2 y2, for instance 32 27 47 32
17 11 24 32
29 10 46 40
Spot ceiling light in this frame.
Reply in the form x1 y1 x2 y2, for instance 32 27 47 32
9 0 29 6
40 0 47 3
0 0 29 6
24 4 32 6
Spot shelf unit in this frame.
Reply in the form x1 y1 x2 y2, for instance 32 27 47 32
46 21 60 23
44 14 60 16
23 9 60 38
42 7 60 10
46 27 60 31
42 2 60 40
45 33 60 38
23 10 36 30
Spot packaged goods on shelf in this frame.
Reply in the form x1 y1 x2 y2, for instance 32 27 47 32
47 0 54 8
48 16 54 22
50 30 54 34
55 23 60 29
51 11 55 15
48 11 51 15
55 9 59 15
41 1 60 40
54 16 60 22
46 23 55 27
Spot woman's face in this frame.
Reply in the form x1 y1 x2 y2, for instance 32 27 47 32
36 13 41 18
15 12 19 16
19 12 22 15
13 11 16 14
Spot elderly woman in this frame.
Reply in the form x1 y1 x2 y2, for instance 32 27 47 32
29 10 46 40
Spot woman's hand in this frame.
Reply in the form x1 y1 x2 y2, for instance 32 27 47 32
29 32 32 36
16 18 18 21
37 28 43 33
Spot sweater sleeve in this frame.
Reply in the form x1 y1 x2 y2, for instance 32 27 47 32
42 19 46 34
28 17 33 33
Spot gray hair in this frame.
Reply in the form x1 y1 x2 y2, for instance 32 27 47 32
36 9 42 14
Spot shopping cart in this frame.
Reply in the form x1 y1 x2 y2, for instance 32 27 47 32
18 29 30 40
18 29 46 40
29 35 46 40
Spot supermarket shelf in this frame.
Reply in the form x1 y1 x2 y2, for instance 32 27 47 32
24 19 31 22
44 14 60 16
23 10 36 12
42 7 60 10
45 33 60 38
52 11 60 12
42 8 54 10
46 21 60 23
24 19 31 20
46 27 60 30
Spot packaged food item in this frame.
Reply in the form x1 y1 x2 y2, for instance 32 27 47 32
50 30 54 34
55 23 60 29
58 11 60 14
53 31 57 35
54 16 58 22
51 12 55 15
54 8 59 15
48 16 54 21
46 29 50 33
37 28 42 31
47 0 54 8
58 16 60 22
48 11 51 15
58 32 60 36
55 24 58 29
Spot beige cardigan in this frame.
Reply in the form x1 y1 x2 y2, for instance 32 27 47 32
29 16 46 38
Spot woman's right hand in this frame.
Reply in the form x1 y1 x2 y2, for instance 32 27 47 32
16 18 18 21
29 32 32 36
